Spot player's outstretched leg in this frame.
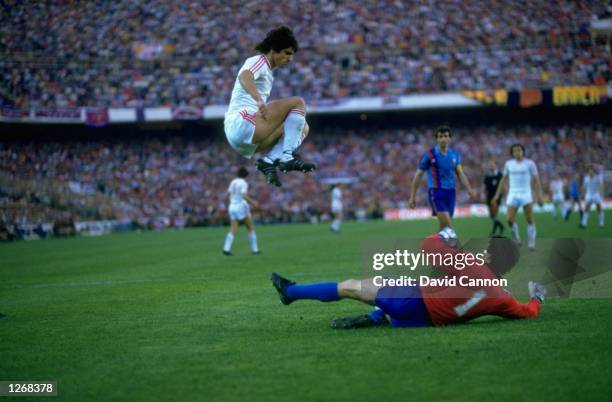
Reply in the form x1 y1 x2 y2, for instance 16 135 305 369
271 274 378 305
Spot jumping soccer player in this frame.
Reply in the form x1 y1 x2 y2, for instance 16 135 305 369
580 165 605 229
492 144 544 251
484 160 504 235
565 173 583 222
550 173 566 220
224 26 315 187
409 126 477 231
222 167 260 256
330 184 343 233
271 230 546 329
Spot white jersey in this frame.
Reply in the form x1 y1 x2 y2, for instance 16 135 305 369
226 55 273 116
331 187 343 213
228 178 248 206
503 158 538 196
583 174 603 196
550 179 564 199
332 188 342 203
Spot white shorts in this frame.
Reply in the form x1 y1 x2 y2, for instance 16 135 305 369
331 201 343 214
506 192 533 208
228 202 250 221
585 193 602 204
552 194 564 203
224 111 258 159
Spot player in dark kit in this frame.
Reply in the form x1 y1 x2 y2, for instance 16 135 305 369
271 230 546 329
484 160 504 235
409 126 477 231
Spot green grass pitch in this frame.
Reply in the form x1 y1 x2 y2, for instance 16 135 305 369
1 213 611 402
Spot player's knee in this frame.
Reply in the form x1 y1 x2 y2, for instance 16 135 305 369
291 96 306 110
339 279 360 297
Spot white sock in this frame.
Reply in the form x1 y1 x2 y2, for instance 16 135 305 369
527 224 536 248
223 233 234 252
265 136 285 163
280 109 306 162
248 231 259 252
511 223 520 241
331 219 341 231
599 211 604 227
581 211 588 226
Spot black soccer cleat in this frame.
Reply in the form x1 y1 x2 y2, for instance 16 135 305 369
222 250 233 256
271 272 296 305
256 158 282 187
277 152 316 173
331 314 377 329
252 250 262 255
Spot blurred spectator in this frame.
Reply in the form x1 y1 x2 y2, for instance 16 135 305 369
0 123 609 235
0 0 609 109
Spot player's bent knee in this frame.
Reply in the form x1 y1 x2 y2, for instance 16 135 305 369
291 96 306 110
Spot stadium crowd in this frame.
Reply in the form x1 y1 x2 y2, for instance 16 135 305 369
1 0 610 109
0 123 608 239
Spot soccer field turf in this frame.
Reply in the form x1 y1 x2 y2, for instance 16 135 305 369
1 214 611 402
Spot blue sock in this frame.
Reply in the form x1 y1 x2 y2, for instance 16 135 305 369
368 308 387 325
286 282 339 302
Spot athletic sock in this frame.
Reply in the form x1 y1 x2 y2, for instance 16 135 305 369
264 137 285 163
527 224 536 248
331 219 341 231
285 282 339 302
598 211 604 227
511 223 520 241
280 109 306 162
564 209 571 221
223 233 234 252
248 231 259 253
581 211 589 226
368 307 387 325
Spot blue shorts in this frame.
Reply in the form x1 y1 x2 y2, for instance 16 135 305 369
569 193 580 202
428 188 456 217
375 285 431 327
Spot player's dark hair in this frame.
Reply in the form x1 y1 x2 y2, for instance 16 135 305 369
255 26 298 53
435 125 452 138
510 143 525 157
487 236 520 277
237 167 249 178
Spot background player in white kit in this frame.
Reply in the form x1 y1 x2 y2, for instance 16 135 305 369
330 185 343 233
550 173 566 220
224 26 315 187
492 144 544 250
223 167 260 256
580 165 605 229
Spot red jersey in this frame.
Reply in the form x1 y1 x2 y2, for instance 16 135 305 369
419 234 540 326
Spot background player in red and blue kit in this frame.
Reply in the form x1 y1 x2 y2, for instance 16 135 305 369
271 229 546 329
409 126 477 231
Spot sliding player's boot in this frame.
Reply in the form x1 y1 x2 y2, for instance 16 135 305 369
271 272 296 305
331 314 377 329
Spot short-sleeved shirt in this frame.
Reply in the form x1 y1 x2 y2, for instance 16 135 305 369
583 174 603 196
228 178 248 206
418 147 461 189
503 158 538 195
226 55 273 116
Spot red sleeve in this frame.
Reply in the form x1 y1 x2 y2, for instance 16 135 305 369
496 297 541 319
